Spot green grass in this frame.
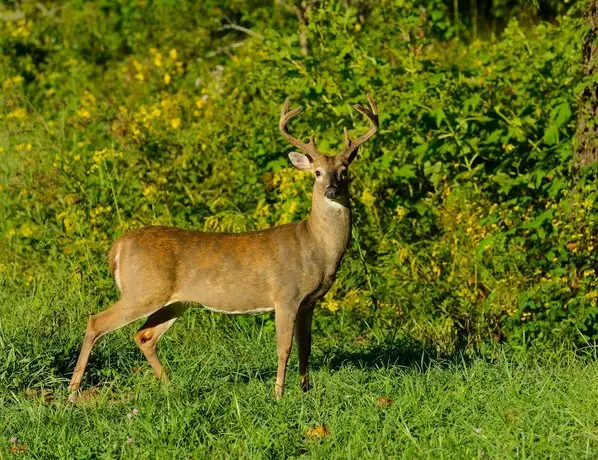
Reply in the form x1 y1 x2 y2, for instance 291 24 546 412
2 269 598 459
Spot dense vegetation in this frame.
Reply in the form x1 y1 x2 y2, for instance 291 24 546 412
1 0 596 351
2 1 598 457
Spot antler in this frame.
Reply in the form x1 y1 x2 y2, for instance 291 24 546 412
340 93 378 162
279 98 320 160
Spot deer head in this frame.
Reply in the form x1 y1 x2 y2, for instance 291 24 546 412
280 94 378 205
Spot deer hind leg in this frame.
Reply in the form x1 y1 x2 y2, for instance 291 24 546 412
295 305 314 392
68 299 164 398
134 302 188 381
274 303 299 400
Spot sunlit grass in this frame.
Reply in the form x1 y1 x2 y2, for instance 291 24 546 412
1 269 598 459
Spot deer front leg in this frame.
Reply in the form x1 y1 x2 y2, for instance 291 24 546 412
295 305 314 392
274 303 299 400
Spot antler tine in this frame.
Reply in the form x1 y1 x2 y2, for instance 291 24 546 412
279 98 320 159
340 93 379 162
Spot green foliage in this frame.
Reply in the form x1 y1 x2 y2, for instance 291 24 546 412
0 0 596 351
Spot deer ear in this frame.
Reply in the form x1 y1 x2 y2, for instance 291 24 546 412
288 152 312 170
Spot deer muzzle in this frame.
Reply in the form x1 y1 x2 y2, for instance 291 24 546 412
325 186 338 199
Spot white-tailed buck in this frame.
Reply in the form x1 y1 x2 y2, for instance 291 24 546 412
68 94 378 400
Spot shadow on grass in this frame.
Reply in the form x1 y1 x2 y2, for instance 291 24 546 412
43 332 461 393
315 336 461 373
49 345 143 390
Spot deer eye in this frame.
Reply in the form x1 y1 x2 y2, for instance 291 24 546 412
315 170 321 177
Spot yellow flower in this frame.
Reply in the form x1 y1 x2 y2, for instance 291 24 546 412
170 118 181 129
20 223 37 238
323 299 340 312
169 48 178 60
395 205 407 219
16 143 32 152
92 148 123 168
163 73 171 85
77 108 91 119
82 91 96 106
7 108 27 120
64 219 75 233
360 190 376 207
132 59 143 72
143 185 157 197
9 19 32 39
3 76 24 88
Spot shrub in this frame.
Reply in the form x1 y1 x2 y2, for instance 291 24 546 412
0 1 595 350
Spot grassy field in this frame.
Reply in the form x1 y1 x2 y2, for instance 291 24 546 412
2 268 598 459
1 2 597 458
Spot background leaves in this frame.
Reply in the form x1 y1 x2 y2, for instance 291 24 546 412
0 0 596 351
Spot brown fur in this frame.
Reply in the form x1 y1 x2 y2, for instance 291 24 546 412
68 96 377 400
108 244 119 279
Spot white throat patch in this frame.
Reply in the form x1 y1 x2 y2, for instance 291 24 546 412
325 198 347 210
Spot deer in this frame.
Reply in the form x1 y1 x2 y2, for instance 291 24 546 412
68 94 378 401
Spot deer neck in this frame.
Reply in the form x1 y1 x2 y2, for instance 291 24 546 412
307 190 352 266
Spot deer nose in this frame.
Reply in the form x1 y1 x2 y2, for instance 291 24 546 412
325 186 338 199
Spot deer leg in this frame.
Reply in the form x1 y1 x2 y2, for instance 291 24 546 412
68 299 162 398
134 302 188 381
295 305 314 392
274 303 299 400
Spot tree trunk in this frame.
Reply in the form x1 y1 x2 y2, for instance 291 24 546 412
295 2 311 57
575 1 598 168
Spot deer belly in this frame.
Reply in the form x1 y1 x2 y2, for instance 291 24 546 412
201 304 274 315
174 270 275 314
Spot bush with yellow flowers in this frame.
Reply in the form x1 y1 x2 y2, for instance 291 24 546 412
0 0 595 351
